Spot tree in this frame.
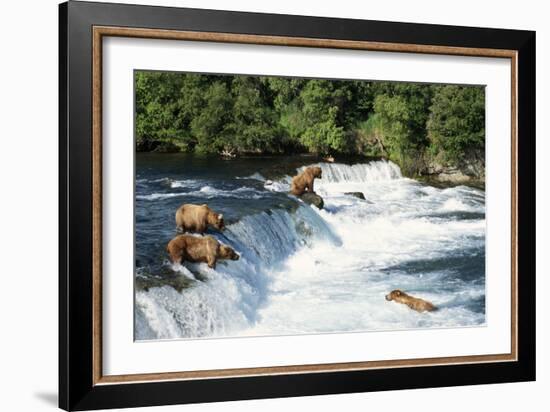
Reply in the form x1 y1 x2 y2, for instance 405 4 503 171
135 71 188 151
190 81 234 154
298 80 351 154
300 107 346 154
265 77 305 112
229 77 281 153
427 85 485 165
373 94 411 151
134 71 485 178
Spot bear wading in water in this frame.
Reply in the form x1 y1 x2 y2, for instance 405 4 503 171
175 203 224 234
166 234 239 269
290 166 323 196
385 289 436 312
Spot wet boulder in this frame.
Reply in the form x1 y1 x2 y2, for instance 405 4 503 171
345 192 366 200
300 192 324 209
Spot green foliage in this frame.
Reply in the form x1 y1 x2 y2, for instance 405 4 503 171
371 94 420 174
190 81 233 154
135 72 188 151
300 107 346 154
352 118 383 157
427 85 485 165
229 77 281 153
265 77 306 112
279 101 308 140
134 71 485 176
296 80 353 154
357 84 445 174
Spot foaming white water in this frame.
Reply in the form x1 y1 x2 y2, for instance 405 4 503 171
440 198 475 212
136 160 486 340
316 160 402 183
237 172 266 182
170 179 202 188
135 206 341 340
136 192 187 201
195 185 264 199
137 185 265 201
265 160 402 194
135 276 251 339
244 173 485 335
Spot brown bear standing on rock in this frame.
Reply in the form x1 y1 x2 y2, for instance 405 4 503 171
166 234 239 269
385 290 436 312
290 166 323 196
175 204 224 234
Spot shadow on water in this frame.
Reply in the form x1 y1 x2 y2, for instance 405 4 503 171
424 211 485 221
440 295 486 314
380 252 486 314
380 252 485 283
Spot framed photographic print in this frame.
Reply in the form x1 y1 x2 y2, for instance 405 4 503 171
59 1 536 410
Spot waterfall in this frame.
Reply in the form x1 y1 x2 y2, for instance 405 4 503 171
312 160 403 183
267 160 404 194
135 158 486 340
135 204 341 340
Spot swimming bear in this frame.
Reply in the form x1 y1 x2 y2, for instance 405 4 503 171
385 289 436 312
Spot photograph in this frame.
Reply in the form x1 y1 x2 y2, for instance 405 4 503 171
133 71 487 340
53 1 536 409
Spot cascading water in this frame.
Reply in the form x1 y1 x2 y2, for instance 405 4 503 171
135 205 341 340
135 155 485 340
315 160 403 183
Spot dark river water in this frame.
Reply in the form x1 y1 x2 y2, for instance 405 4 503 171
135 153 486 340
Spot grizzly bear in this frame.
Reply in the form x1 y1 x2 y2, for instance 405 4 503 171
166 234 239 269
175 204 225 234
385 290 436 312
290 166 323 196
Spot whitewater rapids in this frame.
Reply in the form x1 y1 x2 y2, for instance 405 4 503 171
135 157 486 340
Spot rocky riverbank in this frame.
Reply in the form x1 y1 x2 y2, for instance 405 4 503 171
420 154 485 186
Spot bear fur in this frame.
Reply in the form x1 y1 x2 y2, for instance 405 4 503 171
166 234 239 269
175 204 225 234
385 289 436 312
290 166 323 196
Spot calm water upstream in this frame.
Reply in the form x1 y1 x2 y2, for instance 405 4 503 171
135 153 486 340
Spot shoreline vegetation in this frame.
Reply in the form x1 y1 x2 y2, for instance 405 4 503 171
136 71 485 185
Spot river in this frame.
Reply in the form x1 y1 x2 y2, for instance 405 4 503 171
134 153 486 340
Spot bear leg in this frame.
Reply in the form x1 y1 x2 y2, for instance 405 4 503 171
169 251 183 265
207 255 216 269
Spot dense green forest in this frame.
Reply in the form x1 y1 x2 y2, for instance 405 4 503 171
135 71 485 176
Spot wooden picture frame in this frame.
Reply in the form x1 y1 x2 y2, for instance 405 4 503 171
59 1 535 410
